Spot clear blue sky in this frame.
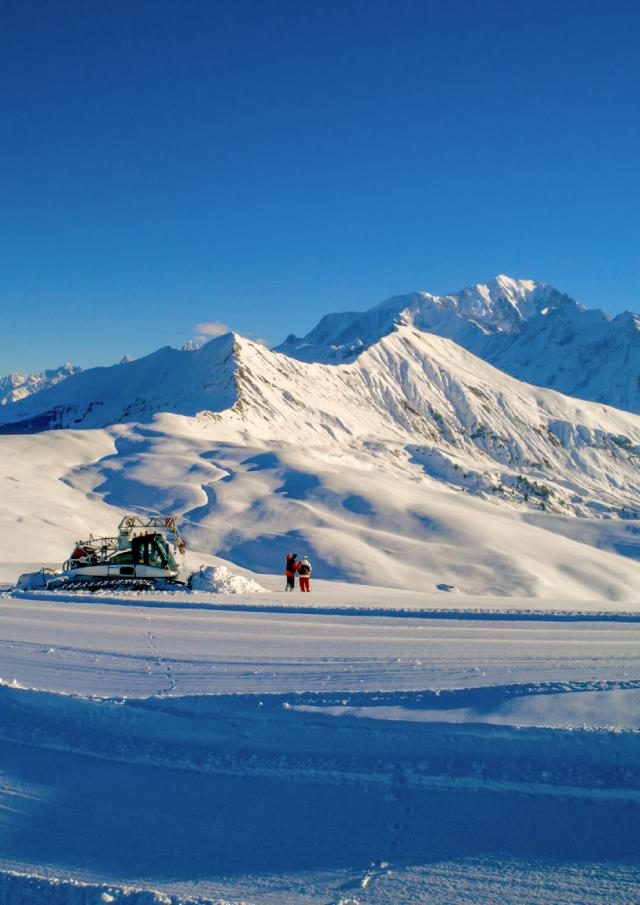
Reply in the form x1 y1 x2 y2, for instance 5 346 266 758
1 0 638 372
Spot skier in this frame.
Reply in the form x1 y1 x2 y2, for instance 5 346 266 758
298 555 312 592
285 552 299 591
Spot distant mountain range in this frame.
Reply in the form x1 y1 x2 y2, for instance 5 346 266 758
4 276 638 414
0 362 81 406
277 275 640 413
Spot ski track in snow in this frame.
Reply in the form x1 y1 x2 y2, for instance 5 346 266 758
1 593 640 902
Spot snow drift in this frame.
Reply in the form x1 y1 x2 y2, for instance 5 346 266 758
189 565 265 594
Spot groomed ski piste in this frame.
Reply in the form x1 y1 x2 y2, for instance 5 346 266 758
1 574 640 905
1 295 640 903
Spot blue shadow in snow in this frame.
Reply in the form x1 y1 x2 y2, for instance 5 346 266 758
1 739 639 881
342 495 375 516
183 485 217 522
242 452 280 471
219 530 351 580
275 472 320 499
13 591 640 624
611 543 640 559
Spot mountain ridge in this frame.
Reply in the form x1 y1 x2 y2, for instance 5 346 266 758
277 275 640 413
0 362 82 406
0 334 238 433
2 324 639 521
4 276 638 415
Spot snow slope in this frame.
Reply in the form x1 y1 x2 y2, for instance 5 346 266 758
0 332 237 432
1 328 640 598
277 275 640 413
1 592 640 903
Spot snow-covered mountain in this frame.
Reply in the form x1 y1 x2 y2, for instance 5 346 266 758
0 336 237 432
1 327 640 598
3 329 640 520
0 362 81 406
276 275 640 413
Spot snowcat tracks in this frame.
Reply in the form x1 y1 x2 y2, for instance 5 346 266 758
46 578 170 593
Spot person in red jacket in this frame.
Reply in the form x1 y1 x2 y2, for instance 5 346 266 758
298 555 312 592
285 552 299 591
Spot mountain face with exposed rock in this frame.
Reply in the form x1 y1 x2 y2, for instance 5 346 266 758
276 275 640 413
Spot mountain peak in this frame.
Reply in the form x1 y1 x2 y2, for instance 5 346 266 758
274 277 640 413
274 276 560 364
492 273 538 291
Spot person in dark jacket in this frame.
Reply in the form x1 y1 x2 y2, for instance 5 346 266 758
298 555 312 592
285 552 299 591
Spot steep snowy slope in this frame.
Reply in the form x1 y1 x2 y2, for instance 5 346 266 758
277 275 640 413
0 361 81 405
478 304 640 412
0 333 237 432
1 328 639 598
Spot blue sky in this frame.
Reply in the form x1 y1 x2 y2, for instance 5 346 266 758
1 0 638 372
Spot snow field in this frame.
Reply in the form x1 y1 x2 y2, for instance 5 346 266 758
2 403 640 601
1 591 640 902
0 281 639 901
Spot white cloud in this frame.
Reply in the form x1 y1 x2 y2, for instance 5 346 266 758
194 321 232 338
